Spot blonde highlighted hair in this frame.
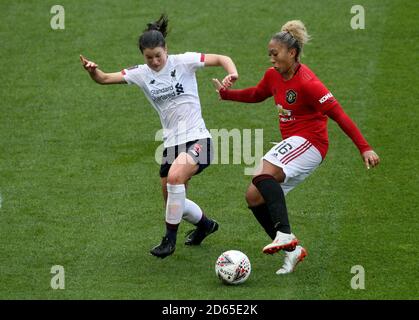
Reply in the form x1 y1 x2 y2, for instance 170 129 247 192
272 20 311 61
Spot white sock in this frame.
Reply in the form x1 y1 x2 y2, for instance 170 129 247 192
183 199 203 225
166 184 186 225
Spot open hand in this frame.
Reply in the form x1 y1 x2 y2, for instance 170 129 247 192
212 78 225 92
212 78 226 99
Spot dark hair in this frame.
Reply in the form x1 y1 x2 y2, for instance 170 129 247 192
138 14 169 53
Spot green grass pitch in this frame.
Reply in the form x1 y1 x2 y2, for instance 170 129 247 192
0 0 418 299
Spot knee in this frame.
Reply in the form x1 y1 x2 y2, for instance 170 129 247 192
167 172 186 185
245 189 255 206
245 184 264 207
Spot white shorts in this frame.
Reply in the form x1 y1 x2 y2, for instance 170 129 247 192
262 136 322 195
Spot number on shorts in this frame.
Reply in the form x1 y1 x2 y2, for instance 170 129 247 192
274 142 293 155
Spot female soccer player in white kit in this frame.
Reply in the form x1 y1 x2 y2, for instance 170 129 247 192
80 15 238 258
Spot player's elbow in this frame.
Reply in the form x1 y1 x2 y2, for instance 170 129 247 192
220 55 233 66
91 75 106 85
97 73 125 85
252 92 267 103
97 75 111 85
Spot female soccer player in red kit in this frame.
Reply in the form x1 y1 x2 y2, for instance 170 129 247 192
213 20 380 274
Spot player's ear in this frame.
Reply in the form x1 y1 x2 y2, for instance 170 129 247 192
289 47 297 59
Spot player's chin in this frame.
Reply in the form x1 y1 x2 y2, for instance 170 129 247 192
151 65 162 72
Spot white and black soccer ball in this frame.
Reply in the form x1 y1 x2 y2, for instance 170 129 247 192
215 250 251 285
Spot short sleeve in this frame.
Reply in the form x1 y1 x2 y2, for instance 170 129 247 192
175 52 205 72
121 65 144 86
304 80 338 114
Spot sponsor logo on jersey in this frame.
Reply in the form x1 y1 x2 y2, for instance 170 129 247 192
276 104 292 116
150 85 175 102
276 104 295 121
150 85 174 95
319 92 334 104
286 90 297 104
148 82 185 101
280 117 296 122
170 69 176 78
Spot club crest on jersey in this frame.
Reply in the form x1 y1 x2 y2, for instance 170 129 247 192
190 143 202 157
175 83 184 95
286 90 297 104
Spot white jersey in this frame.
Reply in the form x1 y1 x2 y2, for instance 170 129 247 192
122 52 212 148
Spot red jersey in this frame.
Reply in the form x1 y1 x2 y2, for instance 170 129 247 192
220 64 372 159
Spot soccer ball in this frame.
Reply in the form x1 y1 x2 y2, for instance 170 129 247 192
215 250 251 285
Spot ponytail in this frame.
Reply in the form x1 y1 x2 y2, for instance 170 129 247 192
139 14 169 53
145 14 168 37
272 20 310 61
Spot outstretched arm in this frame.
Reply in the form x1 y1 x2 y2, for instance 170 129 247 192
212 70 272 103
305 80 380 169
204 54 238 88
80 55 126 85
326 105 380 169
